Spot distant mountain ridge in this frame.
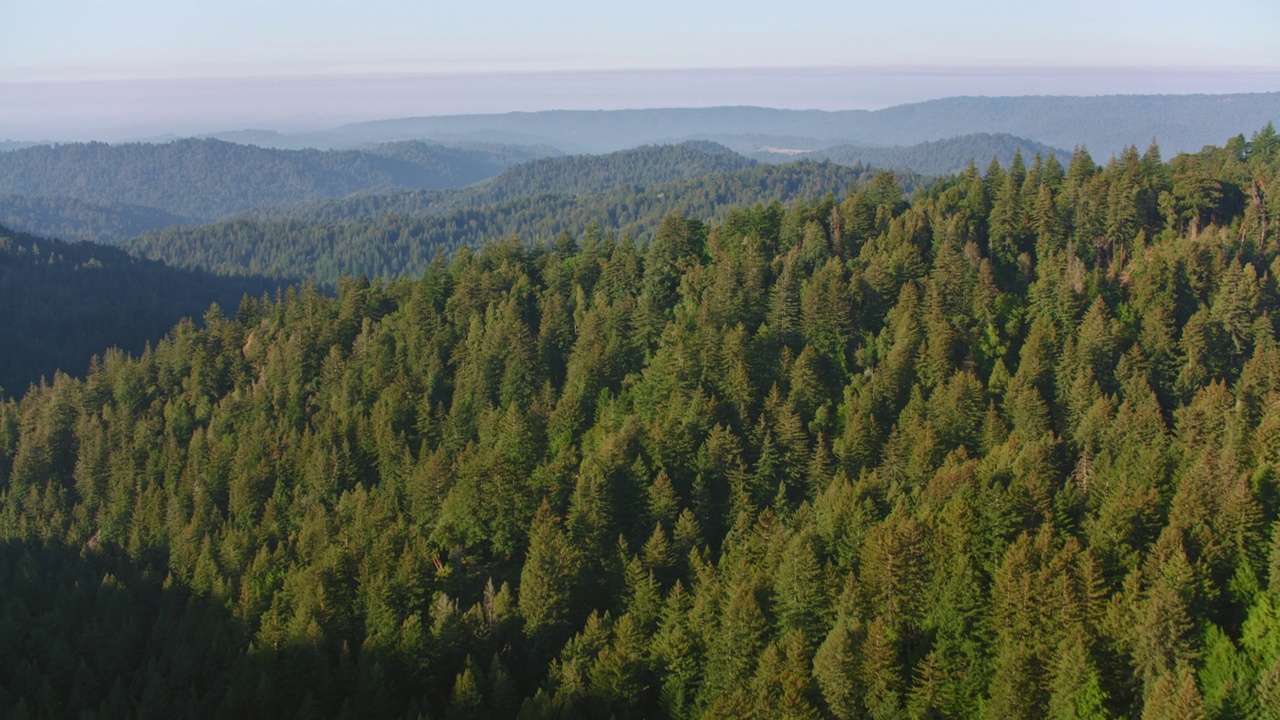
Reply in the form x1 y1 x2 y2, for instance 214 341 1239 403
293 93 1280 156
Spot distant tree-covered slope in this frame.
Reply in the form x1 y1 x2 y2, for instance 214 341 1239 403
0 225 279 395
0 139 541 220
245 142 759 225
0 194 196 245
241 188 454 225
129 160 899 283
756 133 1069 176
465 141 755 203
369 140 559 175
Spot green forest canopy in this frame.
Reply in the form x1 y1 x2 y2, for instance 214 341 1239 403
127 159 906 285
2 124 1280 718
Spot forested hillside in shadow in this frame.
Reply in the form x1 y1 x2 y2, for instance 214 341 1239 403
0 226 278 395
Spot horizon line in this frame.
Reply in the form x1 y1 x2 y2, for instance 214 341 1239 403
6 63 1280 85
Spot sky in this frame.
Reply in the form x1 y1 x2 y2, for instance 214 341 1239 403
3 0 1280 139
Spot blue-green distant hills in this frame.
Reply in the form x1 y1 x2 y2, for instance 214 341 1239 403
0 138 549 221
301 93 1280 156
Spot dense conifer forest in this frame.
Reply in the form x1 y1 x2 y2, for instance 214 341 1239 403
3 124 1280 718
127 159 904 284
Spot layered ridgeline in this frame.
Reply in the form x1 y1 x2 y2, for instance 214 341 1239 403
0 139 549 234
128 157 912 283
0 140 762 245
0 135 1052 247
240 141 767 223
4 126 1280 717
0 225 277 395
283 94 1280 156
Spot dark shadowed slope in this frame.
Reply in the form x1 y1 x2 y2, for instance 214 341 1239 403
0 224 280 395
0 194 197 245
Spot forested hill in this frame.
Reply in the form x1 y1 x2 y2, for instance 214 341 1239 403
128 160 890 283
0 225 278 395
4 126 1280 717
245 141 762 224
0 139 543 221
0 194 198 246
763 133 1068 176
466 141 755 204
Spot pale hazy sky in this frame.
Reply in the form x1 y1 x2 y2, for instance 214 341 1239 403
6 0 1279 79
3 0 1279 140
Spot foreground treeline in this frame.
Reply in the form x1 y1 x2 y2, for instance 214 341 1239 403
3 126 1280 718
